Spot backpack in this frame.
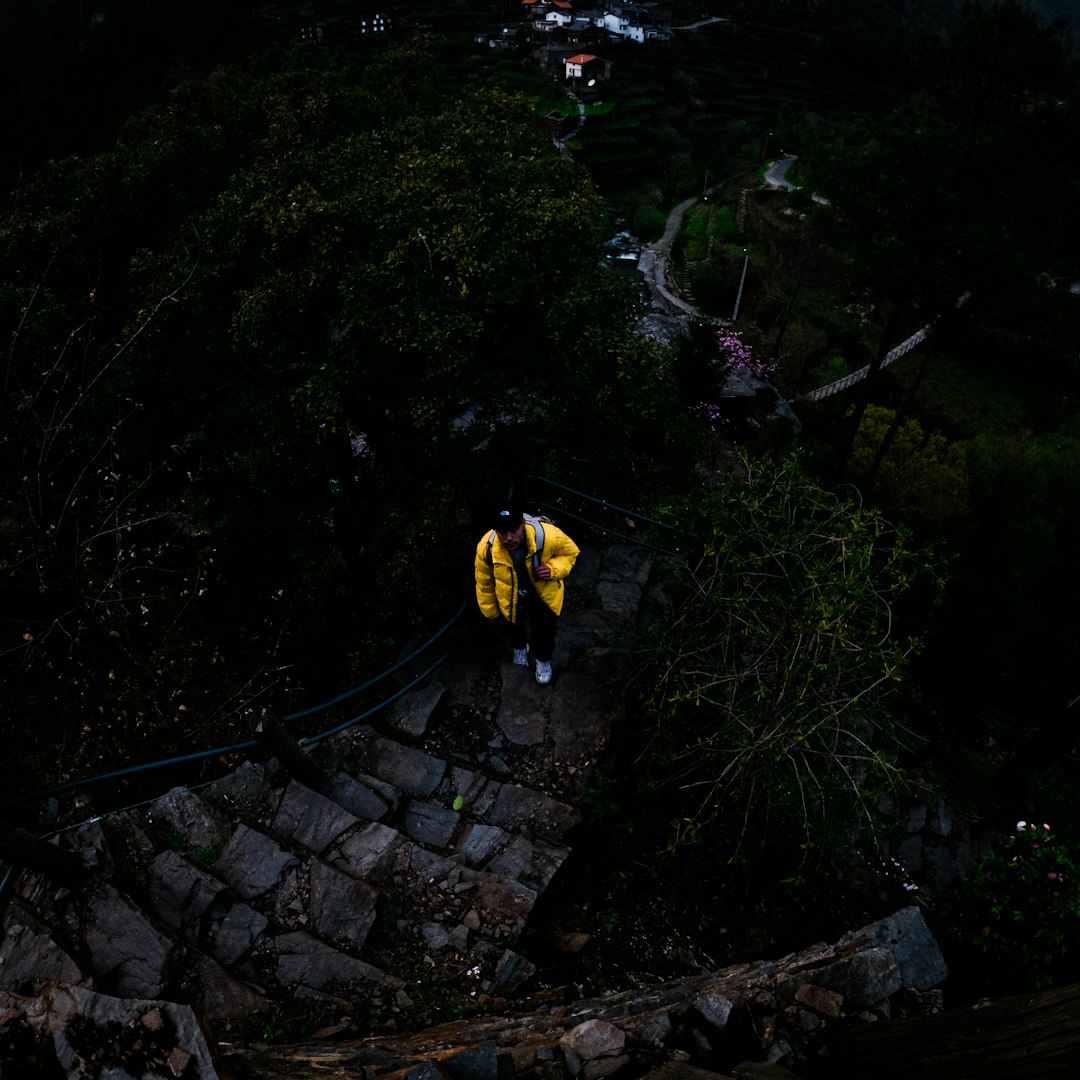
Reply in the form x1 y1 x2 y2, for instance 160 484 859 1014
486 514 554 570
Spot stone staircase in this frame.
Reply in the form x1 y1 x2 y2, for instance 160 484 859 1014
0 544 668 1070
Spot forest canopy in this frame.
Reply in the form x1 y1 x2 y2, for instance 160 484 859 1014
0 38 671 802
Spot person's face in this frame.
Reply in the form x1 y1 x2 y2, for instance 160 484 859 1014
497 523 526 550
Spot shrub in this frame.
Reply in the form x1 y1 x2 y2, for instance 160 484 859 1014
938 821 1080 992
636 451 944 871
848 405 972 530
631 204 668 242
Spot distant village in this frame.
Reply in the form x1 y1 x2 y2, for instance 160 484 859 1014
250 0 721 111
487 1 676 87
502 0 674 47
259 1 686 83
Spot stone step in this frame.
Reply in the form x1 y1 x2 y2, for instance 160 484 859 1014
0 542 667 1047
1 738 582 1026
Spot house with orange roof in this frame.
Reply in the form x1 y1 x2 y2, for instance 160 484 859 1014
565 53 611 83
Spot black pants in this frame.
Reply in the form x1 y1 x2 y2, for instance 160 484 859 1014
507 584 558 663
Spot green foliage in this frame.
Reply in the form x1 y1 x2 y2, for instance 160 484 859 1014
709 205 739 240
196 844 223 870
0 38 637 797
631 205 668 242
848 404 972 530
637 450 944 869
796 0 1079 314
816 351 850 385
680 206 712 261
938 821 1080 992
577 769 637 842
690 263 731 317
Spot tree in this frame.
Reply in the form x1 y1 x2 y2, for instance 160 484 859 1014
637 451 943 870
0 0 267 182
0 38 671 807
795 2 1080 471
848 404 972 531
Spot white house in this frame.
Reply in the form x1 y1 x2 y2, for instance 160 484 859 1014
596 12 645 42
543 8 574 29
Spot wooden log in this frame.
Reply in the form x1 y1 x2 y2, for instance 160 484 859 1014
0 821 89 886
826 982 1080 1079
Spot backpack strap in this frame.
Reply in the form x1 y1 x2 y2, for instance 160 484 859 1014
523 514 545 569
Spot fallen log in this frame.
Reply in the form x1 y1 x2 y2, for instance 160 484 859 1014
826 981 1080 1079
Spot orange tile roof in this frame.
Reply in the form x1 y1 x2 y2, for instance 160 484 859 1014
567 54 597 64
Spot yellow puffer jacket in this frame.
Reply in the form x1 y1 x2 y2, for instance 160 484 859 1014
474 518 580 623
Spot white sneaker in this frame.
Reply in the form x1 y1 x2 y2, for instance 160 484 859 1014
535 660 552 685
513 646 529 666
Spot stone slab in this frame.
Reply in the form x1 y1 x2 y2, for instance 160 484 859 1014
485 835 570 893
201 761 275 816
494 669 549 745
454 822 510 867
99 810 159 888
486 784 580 840
211 902 269 967
599 545 654 587
309 860 378 948
83 883 176 999
147 787 231 851
0 922 83 992
332 821 407 883
597 581 642 625
467 874 538 936
146 849 225 931
216 824 301 900
274 931 402 990
273 779 361 852
363 736 446 796
842 905 948 991
568 547 602 588
444 767 500 817
403 800 461 848
391 682 446 737
552 625 602 668
194 953 272 1021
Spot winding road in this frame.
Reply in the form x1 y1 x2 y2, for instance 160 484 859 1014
636 158 964 398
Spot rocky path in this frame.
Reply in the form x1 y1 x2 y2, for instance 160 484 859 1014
0 544 668 1071
0 540 968 1078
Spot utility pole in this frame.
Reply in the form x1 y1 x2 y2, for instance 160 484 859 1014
731 248 749 320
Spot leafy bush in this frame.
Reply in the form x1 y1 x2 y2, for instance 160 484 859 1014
938 821 1080 992
848 405 972 530
636 451 944 871
631 204 668 242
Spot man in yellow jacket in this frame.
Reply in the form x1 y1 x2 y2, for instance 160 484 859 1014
474 504 580 685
